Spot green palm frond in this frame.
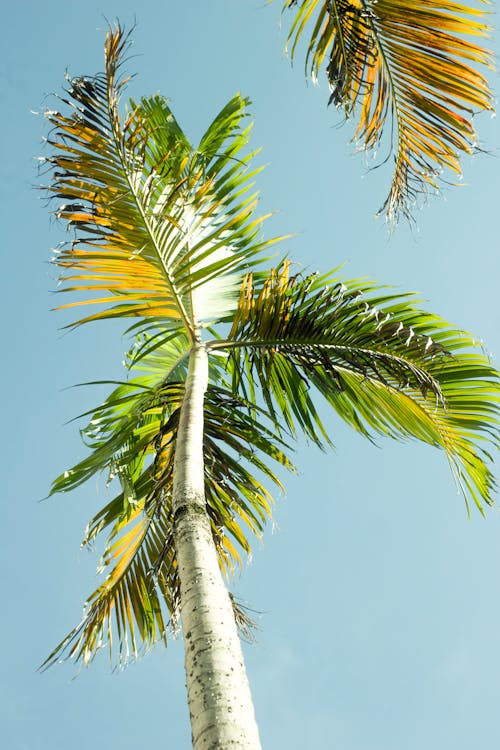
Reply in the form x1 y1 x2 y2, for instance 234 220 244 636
50 330 191 497
44 339 294 668
42 24 277 335
223 261 500 511
283 0 494 222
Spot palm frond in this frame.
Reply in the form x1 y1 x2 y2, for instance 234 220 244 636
44 342 294 667
50 331 191 497
223 261 500 511
41 484 177 669
42 24 278 335
284 0 494 222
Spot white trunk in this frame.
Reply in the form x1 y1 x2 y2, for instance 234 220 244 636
172 342 262 750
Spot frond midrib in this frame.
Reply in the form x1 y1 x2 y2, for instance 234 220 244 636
104 77 195 339
209 335 443 389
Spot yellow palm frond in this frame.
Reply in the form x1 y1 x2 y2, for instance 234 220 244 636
284 0 494 221
43 25 275 334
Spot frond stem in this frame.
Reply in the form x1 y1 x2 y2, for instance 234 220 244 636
104 56 195 340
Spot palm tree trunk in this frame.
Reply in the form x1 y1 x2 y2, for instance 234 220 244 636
172 341 262 749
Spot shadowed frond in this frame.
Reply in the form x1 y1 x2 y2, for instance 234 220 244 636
43 339 294 668
284 0 494 222
42 24 277 335
223 262 500 511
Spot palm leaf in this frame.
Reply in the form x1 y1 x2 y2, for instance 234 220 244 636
284 0 494 222
43 340 294 668
222 261 500 511
42 24 277 336
41 486 177 668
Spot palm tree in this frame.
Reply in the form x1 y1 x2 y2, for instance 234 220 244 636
41 25 499 749
280 0 494 222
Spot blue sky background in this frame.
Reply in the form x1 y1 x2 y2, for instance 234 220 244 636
2 2 500 748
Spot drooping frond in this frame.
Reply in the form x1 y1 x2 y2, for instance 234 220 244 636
284 0 494 222
223 261 500 511
42 24 277 335
43 340 294 668
41 482 177 669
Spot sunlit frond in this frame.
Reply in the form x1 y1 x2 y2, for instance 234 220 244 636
283 0 494 222
224 262 500 511
42 24 278 334
41 487 177 669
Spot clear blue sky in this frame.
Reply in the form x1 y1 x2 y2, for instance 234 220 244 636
2 2 500 748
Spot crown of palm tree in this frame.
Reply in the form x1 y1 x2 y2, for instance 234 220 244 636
41 25 499 669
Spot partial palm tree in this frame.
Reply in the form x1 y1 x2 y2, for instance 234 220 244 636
280 0 494 222
41 25 499 750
